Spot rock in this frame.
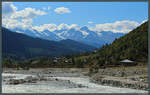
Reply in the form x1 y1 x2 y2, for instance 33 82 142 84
7 79 25 85
78 84 83 88
91 75 148 90
68 80 71 84
77 84 88 88
39 78 47 81
55 78 58 81
6 76 38 84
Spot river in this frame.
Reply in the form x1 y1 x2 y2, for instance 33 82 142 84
2 68 148 93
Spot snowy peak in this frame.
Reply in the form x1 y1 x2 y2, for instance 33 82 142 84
80 26 89 31
10 26 125 48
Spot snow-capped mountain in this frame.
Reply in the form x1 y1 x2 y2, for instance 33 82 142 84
11 26 125 48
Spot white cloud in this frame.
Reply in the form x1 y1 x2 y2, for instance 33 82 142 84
2 3 47 30
2 2 17 18
21 18 33 25
42 7 46 10
88 21 94 24
48 6 51 10
54 7 71 14
2 3 142 35
11 8 47 19
33 24 57 32
2 18 32 30
89 20 140 33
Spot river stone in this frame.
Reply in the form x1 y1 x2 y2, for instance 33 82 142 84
7 79 25 85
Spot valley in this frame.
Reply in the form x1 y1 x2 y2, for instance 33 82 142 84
2 2 148 93
2 21 148 93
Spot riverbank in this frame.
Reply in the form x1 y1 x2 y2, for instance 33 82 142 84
2 67 148 93
89 65 148 90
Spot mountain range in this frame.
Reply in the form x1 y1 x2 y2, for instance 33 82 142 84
2 27 95 60
74 21 148 66
11 26 124 48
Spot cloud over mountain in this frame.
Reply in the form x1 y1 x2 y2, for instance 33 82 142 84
88 20 140 33
2 2 143 34
2 2 147 48
32 23 80 32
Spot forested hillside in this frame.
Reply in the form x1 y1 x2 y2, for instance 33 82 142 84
2 21 148 69
2 27 95 60
73 21 148 67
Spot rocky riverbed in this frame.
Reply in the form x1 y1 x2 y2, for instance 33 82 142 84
2 67 148 93
90 65 148 90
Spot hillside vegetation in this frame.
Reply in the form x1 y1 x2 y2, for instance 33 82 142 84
73 21 148 67
2 27 95 60
2 22 148 69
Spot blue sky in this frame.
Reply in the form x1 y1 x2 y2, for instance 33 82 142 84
12 2 148 26
2 2 148 33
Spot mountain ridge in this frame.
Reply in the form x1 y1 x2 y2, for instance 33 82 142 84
11 26 124 48
73 21 148 66
2 27 95 60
